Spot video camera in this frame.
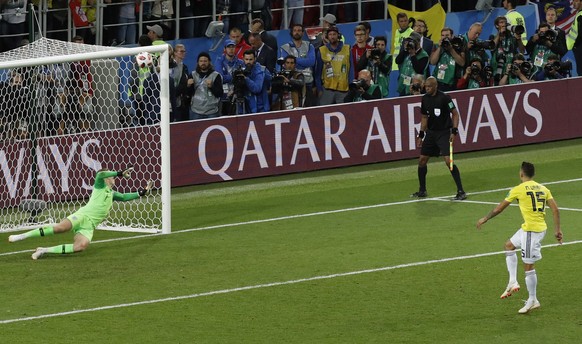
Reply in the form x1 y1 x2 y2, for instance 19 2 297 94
441 36 464 52
349 79 367 92
471 39 496 51
232 66 251 97
271 70 295 94
508 24 525 36
538 29 557 43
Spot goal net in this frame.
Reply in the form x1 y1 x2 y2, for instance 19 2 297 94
0 38 171 235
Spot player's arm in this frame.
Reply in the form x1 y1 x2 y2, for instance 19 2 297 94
476 200 511 229
112 180 153 201
547 198 562 244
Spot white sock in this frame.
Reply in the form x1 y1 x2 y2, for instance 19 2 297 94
525 269 538 301
505 251 518 284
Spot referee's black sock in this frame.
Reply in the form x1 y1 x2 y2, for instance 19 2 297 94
450 164 464 192
418 165 428 192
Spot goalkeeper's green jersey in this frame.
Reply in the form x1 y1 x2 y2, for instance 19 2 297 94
75 171 139 227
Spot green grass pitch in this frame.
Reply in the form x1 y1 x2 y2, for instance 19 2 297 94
2 139 582 343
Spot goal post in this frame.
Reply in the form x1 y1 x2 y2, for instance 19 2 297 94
0 38 171 235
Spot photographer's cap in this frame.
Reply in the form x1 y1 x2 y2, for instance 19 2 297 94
224 39 236 47
320 13 337 25
409 32 422 43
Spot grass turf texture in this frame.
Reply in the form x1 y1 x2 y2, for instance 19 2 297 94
2 139 582 343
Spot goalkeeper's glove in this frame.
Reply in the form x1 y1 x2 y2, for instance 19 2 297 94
138 180 154 197
117 166 134 178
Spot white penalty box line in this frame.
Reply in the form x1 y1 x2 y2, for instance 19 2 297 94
1 239 581 325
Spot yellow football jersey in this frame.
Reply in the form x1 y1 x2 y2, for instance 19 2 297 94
505 180 553 232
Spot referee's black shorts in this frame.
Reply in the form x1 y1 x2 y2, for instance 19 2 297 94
421 129 450 157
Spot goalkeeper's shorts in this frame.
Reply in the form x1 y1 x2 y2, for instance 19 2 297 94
67 213 95 241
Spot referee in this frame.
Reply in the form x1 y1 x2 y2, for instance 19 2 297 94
411 76 467 200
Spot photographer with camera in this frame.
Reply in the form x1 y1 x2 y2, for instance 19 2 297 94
187 52 223 120
395 31 429 96
545 7 568 59
392 12 414 70
228 49 266 115
462 22 492 68
271 56 305 111
280 24 316 107
317 26 351 105
409 74 425 95
344 69 382 102
357 36 392 98
534 54 570 81
499 53 535 85
504 0 528 45
216 40 245 115
527 23 566 75
491 16 525 85
456 58 494 89
430 27 465 91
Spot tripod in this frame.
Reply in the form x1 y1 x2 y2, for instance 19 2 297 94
228 94 248 115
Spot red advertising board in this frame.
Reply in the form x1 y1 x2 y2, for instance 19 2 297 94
1 78 581 207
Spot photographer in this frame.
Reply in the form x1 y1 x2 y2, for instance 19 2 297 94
491 16 525 85
229 49 266 115
357 36 392 97
216 40 245 115
462 22 492 68
526 23 566 75
409 74 425 95
430 27 465 91
344 69 382 102
534 54 569 81
456 58 494 89
545 7 568 59
187 52 223 120
395 31 429 96
499 54 535 85
280 24 316 106
271 56 305 110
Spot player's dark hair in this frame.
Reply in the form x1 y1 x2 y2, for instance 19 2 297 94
521 161 535 178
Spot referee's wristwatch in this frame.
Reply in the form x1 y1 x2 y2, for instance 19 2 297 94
451 128 459 135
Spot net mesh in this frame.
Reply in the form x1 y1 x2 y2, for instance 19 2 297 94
0 38 163 233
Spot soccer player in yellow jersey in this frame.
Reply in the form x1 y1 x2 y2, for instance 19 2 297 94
477 162 562 314
9 167 152 260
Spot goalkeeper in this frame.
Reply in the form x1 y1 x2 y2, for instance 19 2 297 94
8 167 152 260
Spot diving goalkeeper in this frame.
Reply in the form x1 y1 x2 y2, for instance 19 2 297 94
8 167 152 260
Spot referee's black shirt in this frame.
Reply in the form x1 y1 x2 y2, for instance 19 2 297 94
420 90 455 131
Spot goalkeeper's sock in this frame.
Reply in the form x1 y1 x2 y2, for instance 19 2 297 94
23 226 55 239
46 244 75 255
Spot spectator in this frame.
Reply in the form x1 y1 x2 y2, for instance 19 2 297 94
545 7 567 59
63 35 94 134
179 0 195 39
409 74 425 95
430 27 465 91
129 52 159 125
395 32 429 96
170 44 191 122
317 26 350 105
286 0 304 28
312 13 340 50
498 53 535 85
392 12 414 70
0 68 29 141
280 24 316 106
247 18 278 55
534 54 568 81
229 27 252 60
359 21 374 46
457 58 494 89
216 39 245 114
147 24 165 45
0 0 27 51
271 55 305 110
117 1 137 45
503 0 527 46
567 0 582 76
249 32 276 73
492 15 524 84
193 0 212 38
151 0 174 39
187 52 223 120
357 35 392 98
344 69 382 102
527 23 567 75
351 25 373 80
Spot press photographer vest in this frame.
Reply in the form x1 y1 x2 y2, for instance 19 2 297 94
190 71 220 115
392 27 413 70
280 41 314 84
397 50 428 95
432 47 457 86
353 84 379 101
567 10 582 50
319 43 350 92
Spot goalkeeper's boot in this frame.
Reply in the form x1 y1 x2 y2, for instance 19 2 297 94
31 247 47 260
500 281 520 299
518 299 541 314
8 234 26 242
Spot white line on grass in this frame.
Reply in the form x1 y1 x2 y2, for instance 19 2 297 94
431 198 582 212
2 177 581 258
1 240 580 325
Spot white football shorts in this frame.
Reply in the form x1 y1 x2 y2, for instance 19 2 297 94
510 229 546 264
